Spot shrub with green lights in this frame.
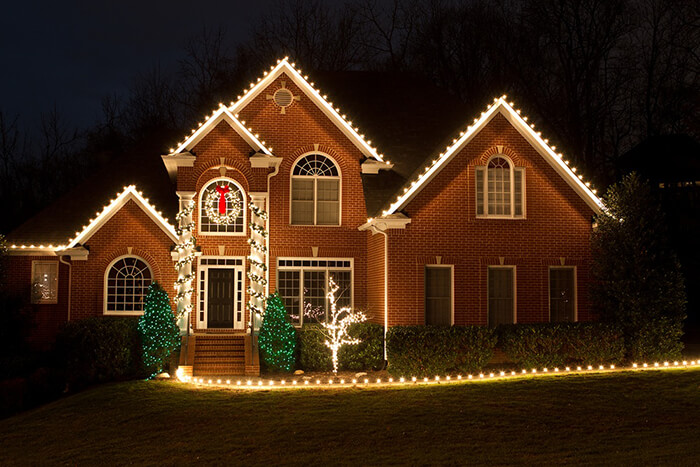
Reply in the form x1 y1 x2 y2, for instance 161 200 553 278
138 282 180 379
259 291 297 372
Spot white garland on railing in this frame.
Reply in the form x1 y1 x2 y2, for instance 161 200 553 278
247 202 269 321
174 201 196 316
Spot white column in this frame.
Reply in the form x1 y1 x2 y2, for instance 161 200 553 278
248 192 268 333
176 191 196 334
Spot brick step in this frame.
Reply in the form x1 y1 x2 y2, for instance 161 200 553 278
195 350 245 357
193 360 245 366
195 344 246 353
193 367 247 377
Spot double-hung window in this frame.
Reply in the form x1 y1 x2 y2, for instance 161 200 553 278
425 266 453 325
549 267 576 322
476 156 525 218
291 154 340 225
488 266 515 326
277 259 352 326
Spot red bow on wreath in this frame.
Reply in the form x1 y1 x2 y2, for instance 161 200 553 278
215 185 230 214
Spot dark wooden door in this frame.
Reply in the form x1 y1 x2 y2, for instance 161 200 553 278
208 268 234 328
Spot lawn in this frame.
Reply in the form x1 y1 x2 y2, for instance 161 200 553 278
1 369 699 465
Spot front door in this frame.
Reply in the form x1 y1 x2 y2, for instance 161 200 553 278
207 268 235 328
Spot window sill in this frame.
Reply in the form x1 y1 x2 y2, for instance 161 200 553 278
31 300 58 305
475 215 526 220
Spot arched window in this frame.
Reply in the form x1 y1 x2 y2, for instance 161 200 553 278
291 154 341 225
476 156 525 218
104 256 153 315
199 179 246 234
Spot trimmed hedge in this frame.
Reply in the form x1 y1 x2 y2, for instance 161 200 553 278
297 323 384 372
499 322 626 368
54 317 147 389
625 317 684 362
386 326 497 377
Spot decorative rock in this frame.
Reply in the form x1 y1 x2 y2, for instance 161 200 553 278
355 372 367 378
155 372 171 379
302 376 312 380
294 369 304 375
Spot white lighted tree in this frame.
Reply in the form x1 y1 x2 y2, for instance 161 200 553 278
316 276 367 374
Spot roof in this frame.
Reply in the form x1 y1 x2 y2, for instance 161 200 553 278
6 137 179 247
7 59 605 245
310 70 473 216
618 134 700 183
378 97 604 216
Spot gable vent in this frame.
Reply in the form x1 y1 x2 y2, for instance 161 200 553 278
273 88 294 108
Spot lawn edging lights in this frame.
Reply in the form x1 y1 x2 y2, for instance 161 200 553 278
176 359 700 390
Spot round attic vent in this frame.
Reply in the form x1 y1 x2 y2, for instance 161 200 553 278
273 88 294 108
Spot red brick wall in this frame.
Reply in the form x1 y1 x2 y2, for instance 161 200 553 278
385 113 596 326
183 72 371 328
70 200 177 321
4 255 70 349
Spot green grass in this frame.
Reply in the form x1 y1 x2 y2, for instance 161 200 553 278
1 369 699 465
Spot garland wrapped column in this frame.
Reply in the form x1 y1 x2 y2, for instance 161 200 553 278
174 193 196 333
247 194 269 332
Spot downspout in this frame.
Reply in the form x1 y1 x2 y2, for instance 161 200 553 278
58 256 72 322
265 161 281 298
370 225 389 362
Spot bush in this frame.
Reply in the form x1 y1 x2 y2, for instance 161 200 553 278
625 317 684 362
297 323 384 372
386 326 497 377
54 317 146 389
565 323 626 365
499 324 569 368
499 323 626 368
338 322 384 371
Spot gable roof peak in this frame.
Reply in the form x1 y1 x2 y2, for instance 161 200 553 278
380 95 605 216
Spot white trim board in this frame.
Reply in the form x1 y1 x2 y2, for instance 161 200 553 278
381 98 604 216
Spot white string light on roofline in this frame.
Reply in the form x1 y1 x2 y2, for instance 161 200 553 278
179 359 700 388
8 185 177 252
167 57 391 166
380 96 603 217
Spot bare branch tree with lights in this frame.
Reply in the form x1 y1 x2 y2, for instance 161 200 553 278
310 276 367 374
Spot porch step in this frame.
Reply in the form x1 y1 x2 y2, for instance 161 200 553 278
193 335 255 376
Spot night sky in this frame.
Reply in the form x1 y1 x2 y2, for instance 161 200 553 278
1 1 276 129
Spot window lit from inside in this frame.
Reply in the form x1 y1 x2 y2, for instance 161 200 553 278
549 267 576 322
199 179 245 234
291 154 340 225
476 156 524 218
31 261 58 304
105 257 153 314
277 259 352 326
425 266 452 325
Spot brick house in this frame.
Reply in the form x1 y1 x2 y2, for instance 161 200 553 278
4 58 603 376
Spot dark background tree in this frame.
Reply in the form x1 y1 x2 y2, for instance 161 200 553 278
591 173 686 360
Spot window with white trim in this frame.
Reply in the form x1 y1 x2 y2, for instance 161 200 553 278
291 154 340 225
425 266 452 325
31 261 58 304
476 156 525 218
488 266 515 326
549 267 576 322
105 256 153 314
199 179 246 234
277 259 352 326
